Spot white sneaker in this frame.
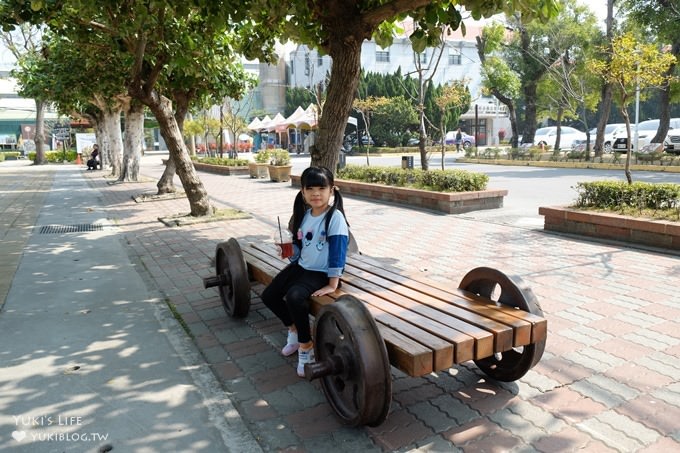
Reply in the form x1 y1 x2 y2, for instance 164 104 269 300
297 348 315 377
281 330 299 356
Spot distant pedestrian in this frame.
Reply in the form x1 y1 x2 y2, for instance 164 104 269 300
455 128 462 152
86 144 99 170
260 166 350 377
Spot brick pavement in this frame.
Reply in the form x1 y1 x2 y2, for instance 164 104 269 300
81 156 680 452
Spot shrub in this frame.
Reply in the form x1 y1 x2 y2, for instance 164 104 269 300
253 150 271 163
337 165 488 192
27 150 78 162
269 148 291 166
195 156 249 166
574 181 680 211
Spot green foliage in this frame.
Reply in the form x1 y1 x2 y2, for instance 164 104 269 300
268 148 291 166
574 181 680 210
370 96 418 147
27 150 78 162
0 151 21 160
337 165 488 192
194 157 248 166
253 149 271 163
286 87 317 116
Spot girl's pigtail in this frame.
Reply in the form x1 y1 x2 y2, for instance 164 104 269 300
291 191 306 247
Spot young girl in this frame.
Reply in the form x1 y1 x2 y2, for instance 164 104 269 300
261 166 349 377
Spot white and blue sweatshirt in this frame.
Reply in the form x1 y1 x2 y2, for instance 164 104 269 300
294 209 349 277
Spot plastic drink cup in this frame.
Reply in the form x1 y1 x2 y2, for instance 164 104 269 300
274 228 294 259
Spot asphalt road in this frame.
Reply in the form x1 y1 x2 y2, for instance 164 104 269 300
291 151 680 229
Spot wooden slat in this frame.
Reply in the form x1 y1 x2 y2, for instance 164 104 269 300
348 256 544 346
344 266 512 357
377 326 433 377
240 242 546 375
341 273 479 363
331 286 456 370
241 243 440 376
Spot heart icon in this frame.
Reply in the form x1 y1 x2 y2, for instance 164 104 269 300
12 430 26 442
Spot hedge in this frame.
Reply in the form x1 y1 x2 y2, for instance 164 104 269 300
27 150 78 162
574 181 680 210
337 165 489 192
191 156 249 166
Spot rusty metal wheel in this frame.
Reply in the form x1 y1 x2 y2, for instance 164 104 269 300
306 295 391 426
459 267 545 382
213 238 250 318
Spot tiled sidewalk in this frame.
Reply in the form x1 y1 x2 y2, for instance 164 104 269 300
82 159 680 452
0 162 54 309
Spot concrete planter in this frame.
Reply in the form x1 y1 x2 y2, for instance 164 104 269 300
268 165 292 182
248 162 269 179
291 175 507 214
192 161 250 176
539 206 680 250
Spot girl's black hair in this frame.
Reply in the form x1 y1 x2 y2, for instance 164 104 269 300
290 166 348 247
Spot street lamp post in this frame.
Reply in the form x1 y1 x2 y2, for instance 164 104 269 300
633 54 640 152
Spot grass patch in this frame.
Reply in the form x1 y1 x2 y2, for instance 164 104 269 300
165 299 194 339
158 207 251 227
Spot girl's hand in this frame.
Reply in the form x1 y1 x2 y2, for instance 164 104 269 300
311 285 336 297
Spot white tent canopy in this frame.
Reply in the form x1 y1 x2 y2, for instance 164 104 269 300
247 117 262 131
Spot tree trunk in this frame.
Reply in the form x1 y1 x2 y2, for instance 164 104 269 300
417 76 429 171
155 91 191 195
594 0 616 157
33 99 46 165
508 104 519 149
103 107 123 177
93 113 108 169
158 154 176 194
651 41 678 143
146 91 210 216
554 108 564 151
521 80 539 145
621 106 633 184
313 34 362 173
118 100 144 182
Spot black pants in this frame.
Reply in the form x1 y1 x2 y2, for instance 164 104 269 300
260 263 327 343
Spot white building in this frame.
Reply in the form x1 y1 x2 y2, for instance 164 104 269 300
273 21 510 146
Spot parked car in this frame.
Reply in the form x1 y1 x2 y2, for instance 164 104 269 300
443 130 475 149
588 123 626 153
612 118 680 152
666 130 680 155
533 126 586 150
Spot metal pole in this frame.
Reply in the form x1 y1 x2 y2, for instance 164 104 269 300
634 59 640 151
495 98 499 145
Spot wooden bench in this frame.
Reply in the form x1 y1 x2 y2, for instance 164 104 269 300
203 238 548 427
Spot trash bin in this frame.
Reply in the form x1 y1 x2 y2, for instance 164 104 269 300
401 155 414 169
337 151 346 170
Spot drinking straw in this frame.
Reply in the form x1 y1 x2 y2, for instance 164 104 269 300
277 216 284 244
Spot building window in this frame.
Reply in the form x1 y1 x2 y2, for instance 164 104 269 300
376 50 390 63
317 55 323 66
419 52 427 64
449 49 461 65
305 54 310 75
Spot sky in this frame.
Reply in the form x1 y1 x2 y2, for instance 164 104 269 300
578 1 611 24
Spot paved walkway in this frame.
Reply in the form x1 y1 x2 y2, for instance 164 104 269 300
0 161 261 452
2 156 680 452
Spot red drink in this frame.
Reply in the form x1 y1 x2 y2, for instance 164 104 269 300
276 241 294 259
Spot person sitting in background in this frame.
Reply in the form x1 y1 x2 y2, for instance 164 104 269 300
87 144 99 170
